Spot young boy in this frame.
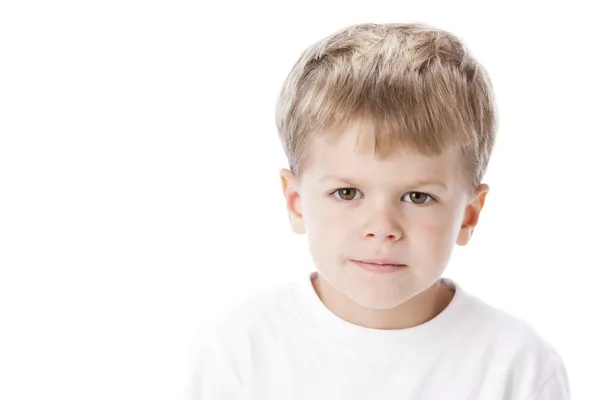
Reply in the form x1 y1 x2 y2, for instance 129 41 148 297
184 22 570 399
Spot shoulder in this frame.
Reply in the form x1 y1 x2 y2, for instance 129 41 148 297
207 278 299 338
465 292 561 359
182 279 300 399
455 287 570 398
189 278 300 361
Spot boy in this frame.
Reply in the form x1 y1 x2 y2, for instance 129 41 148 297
184 22 570 399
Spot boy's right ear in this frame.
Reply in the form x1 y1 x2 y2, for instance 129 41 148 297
279 168 305 235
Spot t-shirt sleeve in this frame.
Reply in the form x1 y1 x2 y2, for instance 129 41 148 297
528 358 570 400
180 327 243 400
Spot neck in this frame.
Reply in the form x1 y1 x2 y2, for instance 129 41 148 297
312 274 455 330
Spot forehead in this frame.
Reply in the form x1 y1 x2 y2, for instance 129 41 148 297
304 125 464 182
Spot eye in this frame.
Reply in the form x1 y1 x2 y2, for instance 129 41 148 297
402 191 434 205
333 188 361 201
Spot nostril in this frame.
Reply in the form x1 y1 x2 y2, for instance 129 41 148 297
364 231 402 240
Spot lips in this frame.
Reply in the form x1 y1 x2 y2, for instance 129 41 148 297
354 259 405 267
351 258 407 273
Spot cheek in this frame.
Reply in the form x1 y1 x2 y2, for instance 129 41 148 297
411 221 456 270
303 198 350 257
415 210 461 248
303 196 347 232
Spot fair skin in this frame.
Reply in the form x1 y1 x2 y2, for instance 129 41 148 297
280 124 488 330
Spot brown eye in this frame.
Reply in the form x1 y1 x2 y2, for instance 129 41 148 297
404 192 432 204
335 188 359 201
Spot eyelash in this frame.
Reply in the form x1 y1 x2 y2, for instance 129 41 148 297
329 188 438 205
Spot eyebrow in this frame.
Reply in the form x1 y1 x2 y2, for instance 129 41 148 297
319 175 361 187
318 175 448 191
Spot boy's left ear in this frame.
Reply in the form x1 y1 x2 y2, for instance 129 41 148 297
457 184 489 246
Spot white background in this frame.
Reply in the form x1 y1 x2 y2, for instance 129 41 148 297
1 1 598 399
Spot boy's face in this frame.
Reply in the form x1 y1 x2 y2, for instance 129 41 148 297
280 125 488 311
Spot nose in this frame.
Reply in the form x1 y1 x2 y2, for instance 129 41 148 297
362 209 403 242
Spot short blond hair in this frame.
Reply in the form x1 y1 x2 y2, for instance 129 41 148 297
275 22 498 190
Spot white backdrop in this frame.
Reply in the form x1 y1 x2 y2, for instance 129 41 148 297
1 1 598 399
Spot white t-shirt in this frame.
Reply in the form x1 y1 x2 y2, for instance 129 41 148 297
183 272 570 399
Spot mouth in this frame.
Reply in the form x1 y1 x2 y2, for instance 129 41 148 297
351 259 407 273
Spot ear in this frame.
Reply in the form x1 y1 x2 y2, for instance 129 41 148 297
279 168 306 235
456 184 489 246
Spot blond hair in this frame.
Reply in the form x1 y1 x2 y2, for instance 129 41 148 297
275 22 498 190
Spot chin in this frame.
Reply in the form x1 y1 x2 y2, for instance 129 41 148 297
344 284 415 310
353 293 411 310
